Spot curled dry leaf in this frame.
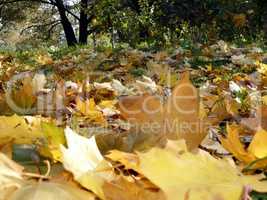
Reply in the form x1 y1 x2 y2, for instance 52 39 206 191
135 75 158 93
0 152 24 200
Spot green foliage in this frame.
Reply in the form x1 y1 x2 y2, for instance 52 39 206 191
48 45 81 60
89 0 267 48
130 67 146 77
252 192 267 200
1 0 267 50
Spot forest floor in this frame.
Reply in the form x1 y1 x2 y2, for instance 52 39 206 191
1 41 267 200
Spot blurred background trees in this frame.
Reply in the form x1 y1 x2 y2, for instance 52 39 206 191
0 0 266 49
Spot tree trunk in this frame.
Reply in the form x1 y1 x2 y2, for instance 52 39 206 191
79 0 89 44
93 32 96 52
55 0 77 46
262 6 267 39
256 0 267 39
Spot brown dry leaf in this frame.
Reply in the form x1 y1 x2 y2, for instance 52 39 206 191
35 54 54 65
233 13 247 28
241 105 267 132
103 176 166 200
202 95 231 124
0 93 11 114
36 82 66 116
10 77 37 112
118 94 163 124
118 72 209 149
163 72 208 149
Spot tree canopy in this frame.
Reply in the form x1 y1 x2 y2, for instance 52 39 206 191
0 0 267 47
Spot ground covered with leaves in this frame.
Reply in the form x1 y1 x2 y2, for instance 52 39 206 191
1 41 267 200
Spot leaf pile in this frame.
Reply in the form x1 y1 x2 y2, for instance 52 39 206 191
1 41 267 199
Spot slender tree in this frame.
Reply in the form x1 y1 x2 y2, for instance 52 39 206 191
0 0 96 46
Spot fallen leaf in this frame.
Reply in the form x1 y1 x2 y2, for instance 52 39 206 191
9 182 95 200
220 124 255 164
108 140 267 200
241 105 267 132
0 152 24 200
32 73 47 93
135 76 158 93
118 93 163 124
103 176 166 200
38 122 65 162
8 77 37 113
136 147 267 200
233 13 247 28
76 97 106 124
35 54 54 65
247 129 267 159
164 72 207 149
118 72 209 150
106 150 139 171
60 127 114 199
220 124 267 169
0 115 43 145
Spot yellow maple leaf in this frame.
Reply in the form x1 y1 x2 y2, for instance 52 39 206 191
108 140 267 200
256 61 267 76
0 115 66 162
76 98 106 124
60 127 114 199
0 115 43 145
248 129 267 159
220 124 267 169
262 95 267 105
38 122 66 162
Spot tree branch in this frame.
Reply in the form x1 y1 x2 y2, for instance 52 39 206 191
0 0 55 6
20 19 61 35
64 7 80 20
45 21 61 40
0 0 80 20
